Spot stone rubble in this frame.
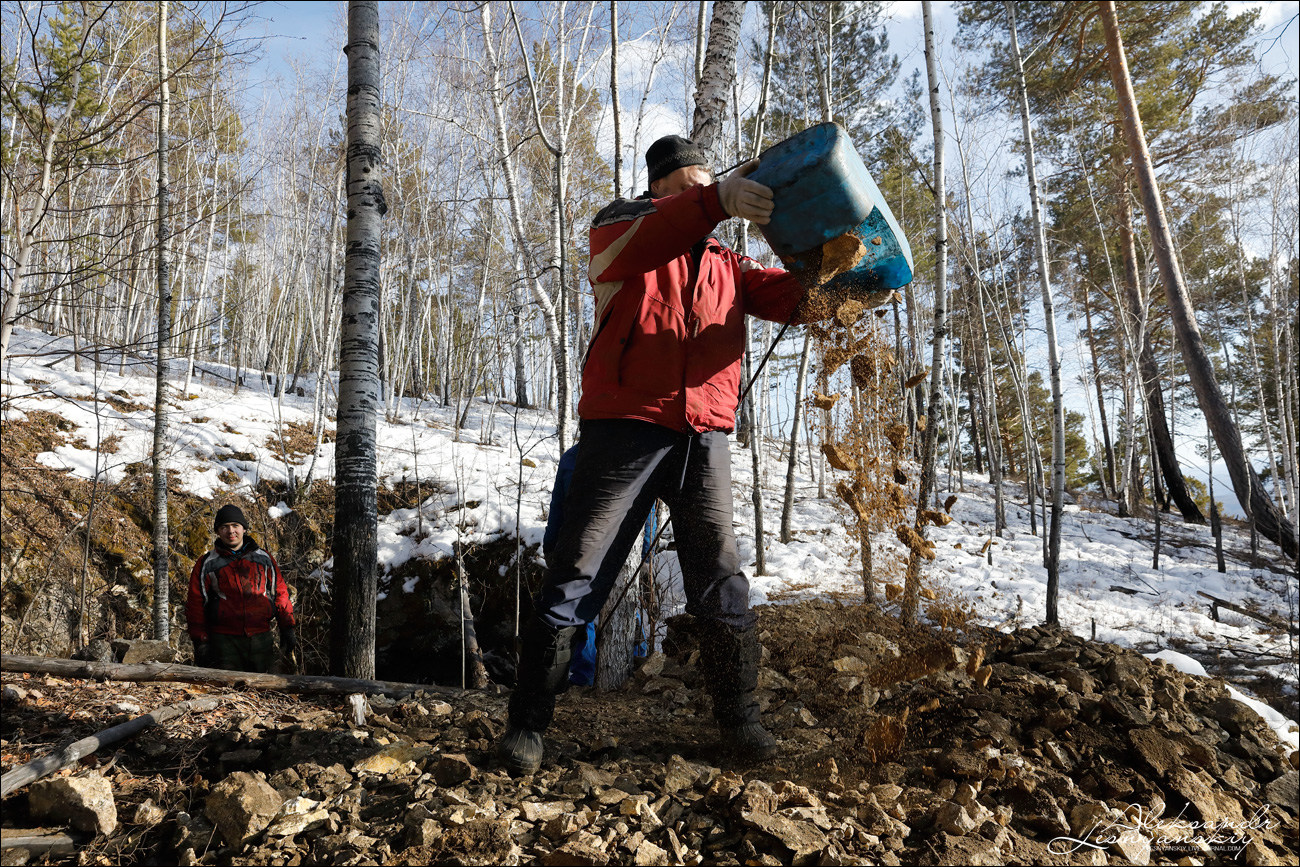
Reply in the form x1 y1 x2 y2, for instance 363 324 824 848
1 601 1296 865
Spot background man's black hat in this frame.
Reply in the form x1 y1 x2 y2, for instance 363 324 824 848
214 504 248 530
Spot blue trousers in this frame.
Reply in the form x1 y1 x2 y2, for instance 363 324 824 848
535 419 755 632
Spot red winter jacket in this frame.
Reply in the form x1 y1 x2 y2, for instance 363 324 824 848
582 182 803 433
186 536 294 641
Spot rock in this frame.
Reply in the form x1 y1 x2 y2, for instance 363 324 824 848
405 809 443 849
663 755 703 793
1101 693 1152 727
633 839 670 866
930 833 1005 865
741 810 830 861
265 796 330 838
638 653 667 679
206 771 284 846
112 639 176 664
1264 770 1298 815
73 639 114 663
1069 802 1112 837
543 812 586 839
1059 667 1096 695
936 750 986 779
133 798 166 827
521 801 575 823
934 801 978 836
735 779 779 815
28 772 117 836
540 840 609 866
838 635 901 668
351 743 431 776
109 701 141 715
1103 653 1147 685
1109 828 1151 865
1128 728 1184 777
433 753 477 786
427 700 453 716
1167 768 1244 826
1212 697 1261 736
1019 789 1070 837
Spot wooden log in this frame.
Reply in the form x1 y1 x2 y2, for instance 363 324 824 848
0 655 461 699
1195 591 1299 635
1 697 220 797
0 828 82 856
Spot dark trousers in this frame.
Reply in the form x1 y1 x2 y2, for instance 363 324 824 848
211 631 276 673
535 418 755 631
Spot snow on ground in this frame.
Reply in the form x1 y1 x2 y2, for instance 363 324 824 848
3 326 1297 748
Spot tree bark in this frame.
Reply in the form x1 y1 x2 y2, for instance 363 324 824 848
0 655 459 698
781 333 812 544
1082 282 1116 496
151 0 173 644
610 1 622 198
903 0 948 626
1115 197 1204 523
1005 1 1064 623
690 0 744 160
1099 1 1295 558
332 0 383 679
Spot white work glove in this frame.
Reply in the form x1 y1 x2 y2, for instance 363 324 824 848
717 158 774 225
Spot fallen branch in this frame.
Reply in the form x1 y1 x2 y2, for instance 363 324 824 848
1197 591 1299 635
1 697 220 797
0 828 83 856
0 655 461 700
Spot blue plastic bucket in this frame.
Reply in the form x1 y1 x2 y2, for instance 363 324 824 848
748 122 914 294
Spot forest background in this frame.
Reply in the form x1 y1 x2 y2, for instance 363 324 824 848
1 0 1298 673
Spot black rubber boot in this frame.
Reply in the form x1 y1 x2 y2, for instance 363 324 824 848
698 623 778 762
497 618 579 775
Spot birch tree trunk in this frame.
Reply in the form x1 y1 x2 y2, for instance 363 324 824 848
781 334 812 544
902 0 948 626
690 0 744 161
151 0 173 643
1099 1 1296 559
610 1 622 198
331 0 383 679
1005 2 1064 623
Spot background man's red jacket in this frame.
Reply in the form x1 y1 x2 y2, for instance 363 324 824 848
186 536 294 642
582 182 803 433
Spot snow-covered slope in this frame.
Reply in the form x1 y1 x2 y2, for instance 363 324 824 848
3 326 1295 750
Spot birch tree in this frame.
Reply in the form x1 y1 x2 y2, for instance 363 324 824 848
151 0 172 642
331 0 383 679
1003 1 1064 623
690 0 744 160
901 0 948 626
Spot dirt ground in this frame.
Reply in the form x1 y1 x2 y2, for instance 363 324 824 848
2 599 1297 866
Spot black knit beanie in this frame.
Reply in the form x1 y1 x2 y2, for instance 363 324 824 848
646 135 709 185
214 504 248 530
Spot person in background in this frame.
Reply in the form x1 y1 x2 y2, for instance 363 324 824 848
186 504 296 672
543 444 651 687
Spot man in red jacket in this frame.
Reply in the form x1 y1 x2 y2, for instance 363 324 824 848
499 135 804 775
186 504 296 672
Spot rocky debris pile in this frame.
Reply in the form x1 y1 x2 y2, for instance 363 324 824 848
2 599 1297 866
